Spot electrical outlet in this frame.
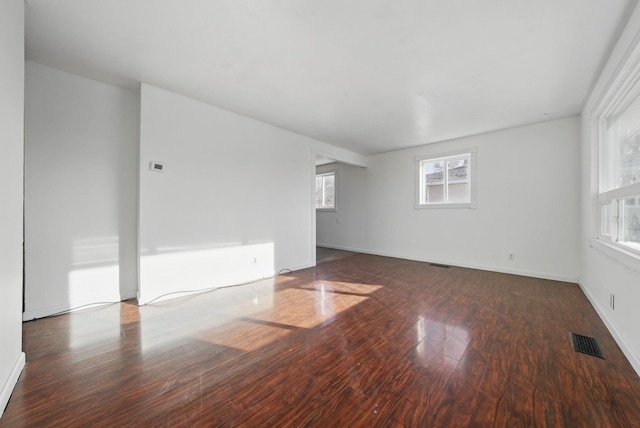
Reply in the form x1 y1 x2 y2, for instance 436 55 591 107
610 293 615 310
252 257 257 264
508 253 515 261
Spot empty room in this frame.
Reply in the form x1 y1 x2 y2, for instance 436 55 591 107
3 0 640 426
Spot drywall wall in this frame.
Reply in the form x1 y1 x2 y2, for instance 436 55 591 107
579 2 640 375
317 117 581 282
0 0 25 417
312 140 368 167
24 62 139 320
138 83 317 304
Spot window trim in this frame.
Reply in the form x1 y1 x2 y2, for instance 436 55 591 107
593 35 640 258
414 147 477 209
589 237 640 274
315 170 337 212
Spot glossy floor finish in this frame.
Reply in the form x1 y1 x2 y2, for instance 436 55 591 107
315 246 358 264
3 254 640 427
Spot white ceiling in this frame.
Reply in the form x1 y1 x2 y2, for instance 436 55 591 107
25 0 637 155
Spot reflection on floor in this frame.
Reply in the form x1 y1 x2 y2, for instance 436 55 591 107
3 253 640 426
316 246 357 264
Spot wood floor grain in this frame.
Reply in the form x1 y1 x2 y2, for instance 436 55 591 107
2 253 640 427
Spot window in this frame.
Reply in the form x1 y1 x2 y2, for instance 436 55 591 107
598 63 640 254
415 148 477 209
315 171 336 210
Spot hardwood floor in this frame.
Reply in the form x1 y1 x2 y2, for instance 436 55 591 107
315 246 358 264
3 254 640 427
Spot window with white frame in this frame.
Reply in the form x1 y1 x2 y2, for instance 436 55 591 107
598 74 640 253
315 171 336 210
415 148 477 209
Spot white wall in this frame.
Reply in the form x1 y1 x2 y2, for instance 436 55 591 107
138 84 318 304
0 0 25 418
579 2 640 375
318 117 581 282
24 62 139 320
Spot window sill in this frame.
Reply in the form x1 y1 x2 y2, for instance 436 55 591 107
589 238 640 274
415 202 477 210
316 208 337 212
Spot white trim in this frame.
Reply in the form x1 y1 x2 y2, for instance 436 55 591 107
0 352 25 419
415 147 477 209
593 36 640 120
281 262 315 272
589 238 640 273
23 290 137 321
592 29 640 239
136 274 274 304
310 148 317 268
599 181 640 202
414 202 476 210
315 244 577 283
315 170 337 211
137 269 276 306
578 278 640 376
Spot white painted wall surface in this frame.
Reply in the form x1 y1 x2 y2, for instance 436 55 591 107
24 62 139 320
138 84 316 304
317 117 581 282
579 2 640 375
0 0 25 418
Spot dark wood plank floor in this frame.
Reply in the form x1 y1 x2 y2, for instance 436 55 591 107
3 254 640 427
316 246 358 264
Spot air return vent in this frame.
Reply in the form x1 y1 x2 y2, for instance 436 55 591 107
571 333 604 359
430 263 450 268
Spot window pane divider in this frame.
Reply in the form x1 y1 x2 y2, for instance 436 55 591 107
599 182 640 202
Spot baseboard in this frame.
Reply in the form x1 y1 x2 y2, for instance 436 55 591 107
316 244 578 283
120 290 138 301
138 269 277 305
0 351 25 419
23 291 137 321
578 278 640 377
279 262 315 273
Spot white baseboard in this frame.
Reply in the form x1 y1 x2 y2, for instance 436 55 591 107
316 244 578 283
578 279 640 377
0 351 25 419
279 262 315 273
138 270 277 305
23 290 138 321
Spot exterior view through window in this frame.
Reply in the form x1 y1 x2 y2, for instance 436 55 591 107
416 149 476 209
316 172 335 210
600 85 640 251
421 155 470 204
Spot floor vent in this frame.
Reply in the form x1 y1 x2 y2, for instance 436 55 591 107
571 333 604 359
430 263 450 268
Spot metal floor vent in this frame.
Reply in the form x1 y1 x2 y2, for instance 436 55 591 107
571 333 604 359
430 263 450 268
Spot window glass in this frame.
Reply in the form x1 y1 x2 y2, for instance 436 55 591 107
597 68 640 254
417 151 474 208
604 91 640 191
315 172 336 210
621 196 640 248
315 176 323 207
601 202 612 237
446 158 470 203
323 174 335 207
